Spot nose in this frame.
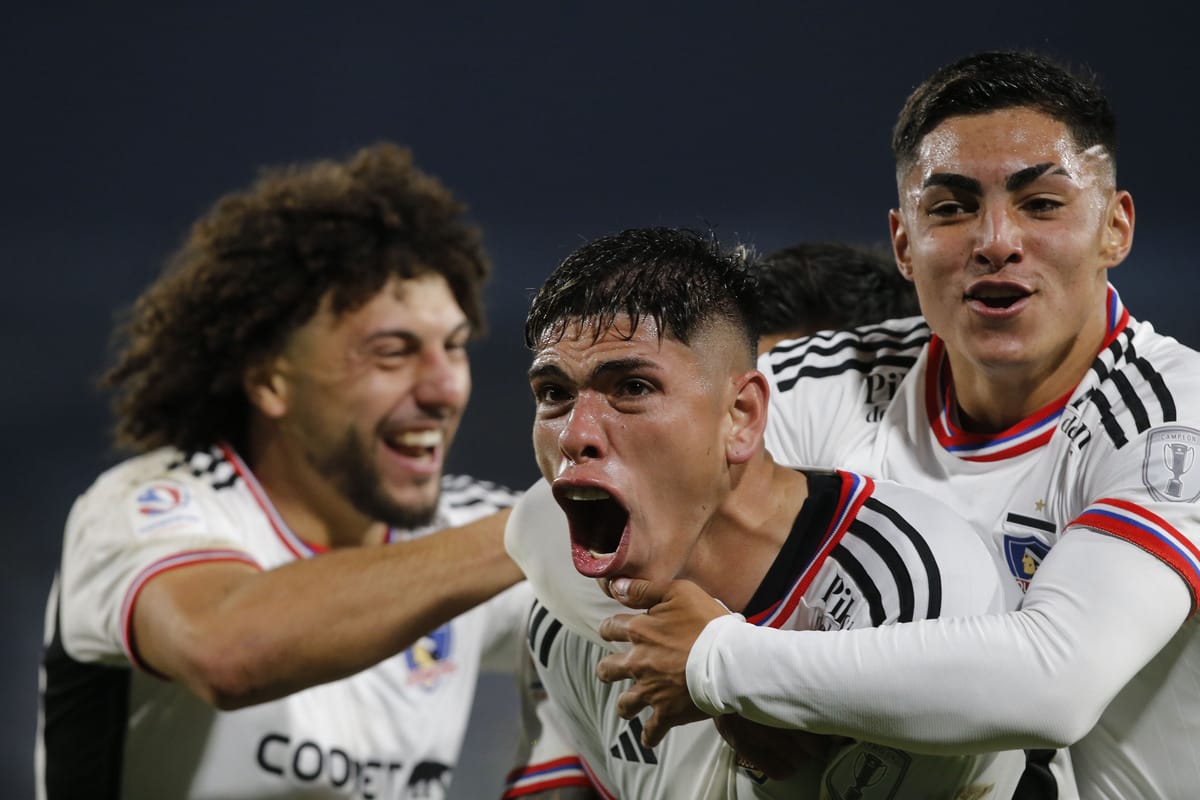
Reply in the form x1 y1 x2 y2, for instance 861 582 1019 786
973 205 1023 270
558 392 606 466
413 346 470 417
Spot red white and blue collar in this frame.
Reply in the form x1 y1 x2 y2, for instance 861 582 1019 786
924 285 1129 463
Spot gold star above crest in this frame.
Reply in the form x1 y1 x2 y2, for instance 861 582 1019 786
1035 499 1045 512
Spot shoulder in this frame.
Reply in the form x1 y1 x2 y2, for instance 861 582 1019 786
761 316 930 394
1079 320 1200 447
70 446 237 524
832 473 1002 620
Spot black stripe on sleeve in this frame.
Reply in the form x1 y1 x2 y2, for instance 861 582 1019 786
527 602 548 656
1126 341 1177 423
775 353 920 393
538 619 563 669
829 546 886 626
1089 387 1128 449
844 519 916 622
1110 368 1150 433
863 496 942 619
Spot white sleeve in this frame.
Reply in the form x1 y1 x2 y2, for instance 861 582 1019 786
58 474 258 668
504 478 627 650
688 530 1190 753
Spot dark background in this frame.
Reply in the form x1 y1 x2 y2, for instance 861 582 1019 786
5 4 1198 796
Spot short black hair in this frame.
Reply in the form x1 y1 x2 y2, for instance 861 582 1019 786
525 227 758 362
892 51 1117 178
753 242 919 336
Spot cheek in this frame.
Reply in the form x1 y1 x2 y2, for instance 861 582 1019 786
531 422 561 477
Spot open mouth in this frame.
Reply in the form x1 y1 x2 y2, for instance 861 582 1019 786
554 484 631 578
964 285 1031 310
383 429 442 464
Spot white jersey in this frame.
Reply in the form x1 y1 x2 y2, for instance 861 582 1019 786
38 444 528 800
504 472 1026 799
719 286 1200 799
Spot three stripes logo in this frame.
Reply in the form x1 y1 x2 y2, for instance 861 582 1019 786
610 718 657 765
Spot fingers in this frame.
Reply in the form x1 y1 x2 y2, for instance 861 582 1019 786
606 577 663 609
598 612 637 644
640 711 669 748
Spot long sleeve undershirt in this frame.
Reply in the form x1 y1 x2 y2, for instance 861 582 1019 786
687 530 1190 755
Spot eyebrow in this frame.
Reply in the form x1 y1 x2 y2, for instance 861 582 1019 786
527 356 660 384
1005 162 1069 191
365 320 472 344
923 162 1071 195
923 173 982 194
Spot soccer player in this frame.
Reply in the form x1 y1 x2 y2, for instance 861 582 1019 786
596 52 1200 800
503 227 1024 798
37 143 543 799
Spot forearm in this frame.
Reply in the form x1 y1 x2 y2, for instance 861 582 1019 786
689 533 1188 753
137 509 521 706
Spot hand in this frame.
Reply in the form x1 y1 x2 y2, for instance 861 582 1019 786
714 715 841 780
594 578 729 747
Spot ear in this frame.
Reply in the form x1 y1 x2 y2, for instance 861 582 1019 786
242 356 291 419
1099 190 1135 269
889 208 915 281
726 369 769 465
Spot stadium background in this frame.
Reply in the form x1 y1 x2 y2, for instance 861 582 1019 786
4 4 1198 796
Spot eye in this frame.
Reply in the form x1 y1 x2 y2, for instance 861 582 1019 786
1022 196 1065 215
927 199 972 217
533 382 571 407
619 378 654 397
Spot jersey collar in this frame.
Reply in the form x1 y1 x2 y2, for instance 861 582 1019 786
924 284 1129 462
218 443 409 558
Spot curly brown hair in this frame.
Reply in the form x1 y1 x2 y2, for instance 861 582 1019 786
103 142 491 454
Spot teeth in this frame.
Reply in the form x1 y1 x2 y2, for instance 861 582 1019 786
589 548 615 558
565 486 611 501
394 430 442 448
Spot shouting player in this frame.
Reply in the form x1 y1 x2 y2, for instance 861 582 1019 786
503 227 1024 799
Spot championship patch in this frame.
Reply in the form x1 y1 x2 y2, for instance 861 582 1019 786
405 624 457 689
137 481 189 515
1142 426 1200 503
823 741 910 799
132 479 205 535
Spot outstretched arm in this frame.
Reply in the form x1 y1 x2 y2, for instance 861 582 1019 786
600 532 1189 754
128 509 519 708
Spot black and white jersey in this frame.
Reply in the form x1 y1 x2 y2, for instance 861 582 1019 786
505 472 1024 799
754 287 1200 799
38 444 527 800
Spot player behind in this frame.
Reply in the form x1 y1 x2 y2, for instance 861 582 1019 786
597 51 1200 800
38 143 534 799
503 227 1023 799
752 240 920 350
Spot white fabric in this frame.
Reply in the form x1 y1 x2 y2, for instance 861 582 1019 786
702 304 1200 799
38 445 527 800
508 470 1026 799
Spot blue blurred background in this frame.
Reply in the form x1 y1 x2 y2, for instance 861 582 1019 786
5 3 1198 796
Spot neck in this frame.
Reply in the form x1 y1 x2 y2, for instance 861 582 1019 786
947 295 1111 432
243 422 386 550
683 454 808 613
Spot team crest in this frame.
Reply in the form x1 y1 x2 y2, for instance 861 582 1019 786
405 625 456 689
823 742 910 799
1142 426 1200 503
1003 535 1050 592
136 481 189 515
